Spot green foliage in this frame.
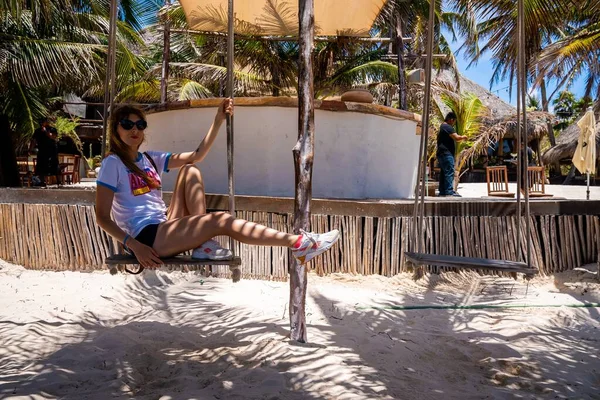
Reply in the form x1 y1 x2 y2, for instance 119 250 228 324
527 95 541 111
0 0 155 144
54 115 83 156
553 91 593 126
54 115 78 138
440 92 487 142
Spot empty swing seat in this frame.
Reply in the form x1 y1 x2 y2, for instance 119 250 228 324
405 252 537 275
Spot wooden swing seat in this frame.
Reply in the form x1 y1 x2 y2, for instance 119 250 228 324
105 254 242 266
405 252 537 275
105 254 242 276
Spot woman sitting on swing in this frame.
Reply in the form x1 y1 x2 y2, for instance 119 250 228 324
96 99 339 269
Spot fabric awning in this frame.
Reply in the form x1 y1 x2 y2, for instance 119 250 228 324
178 0 387 37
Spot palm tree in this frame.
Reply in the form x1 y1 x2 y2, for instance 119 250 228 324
0 0 158 185
372 0 476 111
536 1 600 109
458 0 568 105
0 0 158 140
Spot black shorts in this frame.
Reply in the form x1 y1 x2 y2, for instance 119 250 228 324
134 223 160 248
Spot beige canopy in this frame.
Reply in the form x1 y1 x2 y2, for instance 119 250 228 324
178 0 387 37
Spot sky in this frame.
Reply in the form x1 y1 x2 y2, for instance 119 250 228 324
445 32 588 111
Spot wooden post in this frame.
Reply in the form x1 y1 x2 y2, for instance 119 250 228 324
101 0 119 157
290 0 314 343
160 0 171 104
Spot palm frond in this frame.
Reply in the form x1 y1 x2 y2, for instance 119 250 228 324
177 80 212 100
0 78 48 137
256 0 297 36
115 80 160 102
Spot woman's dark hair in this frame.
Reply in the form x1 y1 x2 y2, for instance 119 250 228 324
107 105 159 189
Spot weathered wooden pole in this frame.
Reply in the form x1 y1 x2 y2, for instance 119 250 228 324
160 0 171 103
290 0 314 343
101 0 119 157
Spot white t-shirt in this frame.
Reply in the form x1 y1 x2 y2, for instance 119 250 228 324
97 151 172 237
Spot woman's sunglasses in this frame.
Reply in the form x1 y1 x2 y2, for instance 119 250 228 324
119 119 147 131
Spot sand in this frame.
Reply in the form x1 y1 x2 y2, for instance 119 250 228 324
0 258 599 400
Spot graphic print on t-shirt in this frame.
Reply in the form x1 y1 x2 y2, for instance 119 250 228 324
129 167 161 196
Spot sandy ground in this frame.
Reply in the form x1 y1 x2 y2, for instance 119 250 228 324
0 259 599 400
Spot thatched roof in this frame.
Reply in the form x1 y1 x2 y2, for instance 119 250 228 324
455 111 554 163
482 111 555 140
542 115 600 164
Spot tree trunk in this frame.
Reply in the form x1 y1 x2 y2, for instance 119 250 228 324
160 0 171 104
540 77 560 174
540 76 549 112
0 115 21 187
290 0 314 344
395 15 407 111
272 63 280 97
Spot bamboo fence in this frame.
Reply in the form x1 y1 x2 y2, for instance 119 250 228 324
0 203 599 280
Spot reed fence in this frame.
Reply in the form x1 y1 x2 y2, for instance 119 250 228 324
1 203 598 280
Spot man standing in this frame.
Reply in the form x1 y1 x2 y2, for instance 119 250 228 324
437 112 467 197
31 117 59 186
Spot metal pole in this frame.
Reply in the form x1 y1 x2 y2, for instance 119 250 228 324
101 0 119 157
515 0 522 262
411 0 436 253
226 0 235 254
518 0 531 269
160 0 171 104
587 173 590 200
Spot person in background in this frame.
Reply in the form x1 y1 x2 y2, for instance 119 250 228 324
436 112 467 197
0 115 20 187
31 117 60 186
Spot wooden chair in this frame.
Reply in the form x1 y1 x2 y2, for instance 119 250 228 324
59 154 81 184
486 166 514 198
16 156 33 187
526 166 553 198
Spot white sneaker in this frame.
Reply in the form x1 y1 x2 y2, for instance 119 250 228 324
192 239 233 261
291 229 340 264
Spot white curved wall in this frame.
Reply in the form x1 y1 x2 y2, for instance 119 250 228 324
143 105 420 199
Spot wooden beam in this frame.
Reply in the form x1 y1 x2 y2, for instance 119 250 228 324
290 0 314 344
162 28 410 42
381 54 449 59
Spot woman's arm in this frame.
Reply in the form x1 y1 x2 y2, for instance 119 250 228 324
167 98 233 169
95 186 162 267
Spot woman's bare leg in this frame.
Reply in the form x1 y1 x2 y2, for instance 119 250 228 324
153 212 300 257
166 164 206 220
